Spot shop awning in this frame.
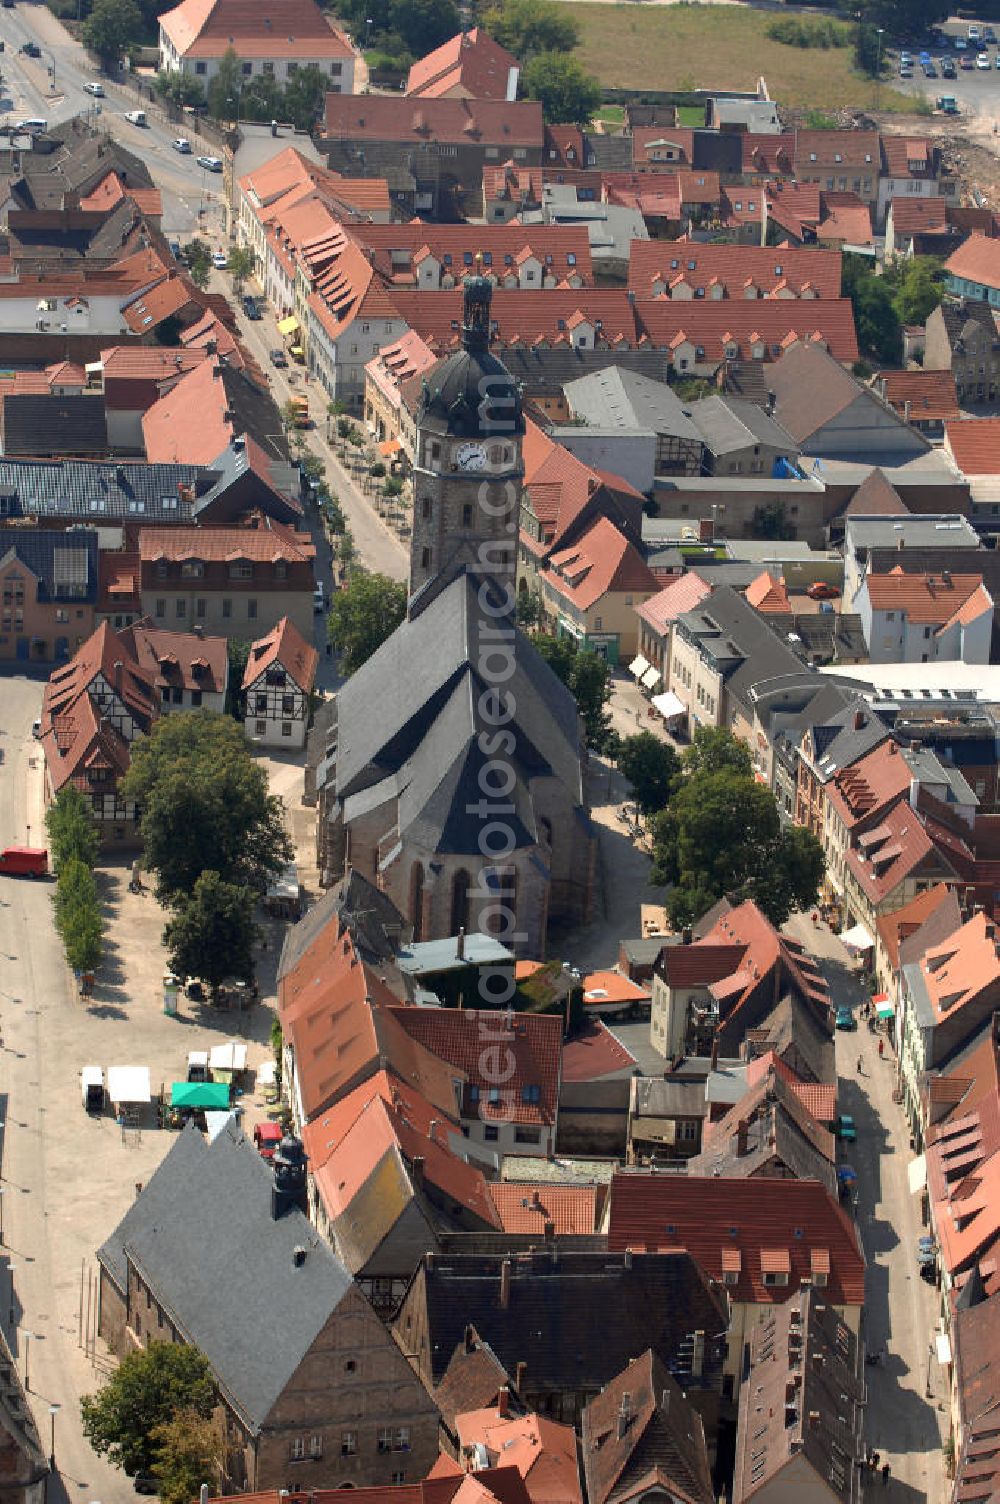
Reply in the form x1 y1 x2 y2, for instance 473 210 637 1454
935 1332 952 1366
289 344 304 357
378 439 401 456
876 1001 895 1021
277 314 299 335
840 922 875 953
170 1081 231 1111
652 691 685 722
907 1154 927 1195
641 666 661 690
629 654 650 680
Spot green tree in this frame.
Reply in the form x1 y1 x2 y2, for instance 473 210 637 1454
81 1343 216 1478
121 711 292 904
45 786 99 873
154 69 205 107
281 64 327 130
225 639 252 720
843 253 901 366
227 245 255 295
163 871 259 993
516 588 544 628
845 0 948 45
327 571 407 673
618 732 681 816
82 0 141 64
388 0 460 53
182 239 213 290
890 255 944 327
522 52 601 124
750 499 794 540
534 634 614 750
482 0 579 58
206 45 242 120
54 859 104 974
649 731 824 926
151 1409 227 1504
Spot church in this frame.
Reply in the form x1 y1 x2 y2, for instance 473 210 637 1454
315 276 595 957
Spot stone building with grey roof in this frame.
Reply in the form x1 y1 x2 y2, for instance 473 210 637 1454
96 1120 440 1492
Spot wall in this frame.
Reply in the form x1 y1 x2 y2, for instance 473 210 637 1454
0 557 94 663
667 629 724 731
245 675 311 749
551 427 656 495
556 1079 629 1155
142 585 313 641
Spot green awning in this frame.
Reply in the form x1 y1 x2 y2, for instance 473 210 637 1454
876 1002 895 1021
170 1081 230 1110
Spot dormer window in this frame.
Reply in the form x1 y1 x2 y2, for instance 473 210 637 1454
834 152 842 162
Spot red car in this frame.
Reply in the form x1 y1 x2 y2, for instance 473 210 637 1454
253 1122 283 1160
807 581 839 600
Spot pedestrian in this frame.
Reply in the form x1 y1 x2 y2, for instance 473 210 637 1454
858 1054 864 1074
882 1462 890 1487
871 1451 880 1471
878 1037 885 1059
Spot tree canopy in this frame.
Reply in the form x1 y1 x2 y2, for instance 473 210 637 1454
843 253 902 367
482 0 580 58
53 858 104 974
81 1343 216 1477
617 732 681 816
336 0 460 58
45 786 99 874
845 0 947 44
121 711 291 904
151 1409 227 1504
534 634 614 751
82 0 142 62
649 728 824 927
327 571 407 674
522 53 601 124
163 871 259 992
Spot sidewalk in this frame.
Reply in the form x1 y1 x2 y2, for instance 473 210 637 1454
802 926 947 1502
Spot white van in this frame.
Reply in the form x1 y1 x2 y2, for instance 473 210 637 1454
16 118 47 134
124 109 147 126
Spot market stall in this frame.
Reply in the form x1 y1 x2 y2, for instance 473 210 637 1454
107 1066 152 1128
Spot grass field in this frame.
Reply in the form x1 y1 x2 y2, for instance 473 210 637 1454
564 3 916 112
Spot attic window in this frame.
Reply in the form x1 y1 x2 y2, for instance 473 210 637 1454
687 259 696 270
834 153 842 163
450 320 460 331
483 252 492 266
865 153 872 163
463 252 473 266
443 254 452 265
810 153 817 162
567 253 576 266
521 1084 541 1103
774 264 783 275
504 253 513 265
671 259 679 269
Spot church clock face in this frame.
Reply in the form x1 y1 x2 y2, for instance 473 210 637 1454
455 441 487 472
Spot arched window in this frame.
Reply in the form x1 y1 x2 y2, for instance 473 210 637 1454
450 869 471 935
410 862 424 941
421 547 431 571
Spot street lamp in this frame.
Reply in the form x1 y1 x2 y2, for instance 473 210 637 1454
48 1405 59 1469
875 27 884 111
22 1331 32 1393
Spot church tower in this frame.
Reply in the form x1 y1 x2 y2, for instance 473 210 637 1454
409 275 525 609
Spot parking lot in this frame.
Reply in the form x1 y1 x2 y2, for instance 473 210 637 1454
893 17 1000 122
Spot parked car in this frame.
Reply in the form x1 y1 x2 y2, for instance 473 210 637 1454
253 1122 283 1161
985 24 997 42
19 40 40 56
807 580 838 599
940 57 957 77
900 50 913 64
212 250 229 269
923 62 937 76
243 295 262 319
197 155 223 172
961 53 975 67
918 49 931 63
938 94 959 111
173 136 192 153
954 36 968 49
124 109 147 126
31 717 41 738
0 846 47 877
968 23 980 39
835 1114 857 1143
835 1006 857 1031
83 81 104 96
270 347 288 368
977 51 991 67
314 582 325 613
899 62 913 76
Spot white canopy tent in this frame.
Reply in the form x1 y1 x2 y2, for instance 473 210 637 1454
651 691 686 725
840 922 875 954
107 1066 151 1105
629 654 651 680
209 1041 248 1074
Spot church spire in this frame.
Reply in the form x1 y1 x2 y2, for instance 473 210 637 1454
461 272 492 353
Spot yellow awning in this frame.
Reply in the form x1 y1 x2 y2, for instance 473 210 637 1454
289 345 304 357
277 315 299 336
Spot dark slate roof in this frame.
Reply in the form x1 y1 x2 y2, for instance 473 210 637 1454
335 571 584 854
0 526 98 602
754 991 836 1085
219 366 290 463
12 119 154 211
0 458 208 521
396 1249 728 1393
501 346 672 396
2 394 108 457
674 584 810 714
937 297 998 349
99 1121 353 1431
586 135 633 172
689 128 744 175
277 868 404 983
719 360 771 405
8 198 141 264
807 696 891 779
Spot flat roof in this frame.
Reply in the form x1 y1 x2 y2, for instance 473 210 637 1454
395 932 514 976
820 661 1000 701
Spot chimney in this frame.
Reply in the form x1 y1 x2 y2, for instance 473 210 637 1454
766 390 776 416
114 659 123 697
200 1489 209 1504
515 1360 527 1392
904 399 912 425
292 1245 307 1268
808 1411 821 1430
853 710 865 730
691 1330 705 1380
500 1258 511 1308
411 1155 425 1187
682 927 692 945
457 926 465 960
134 1181 143 1199
429 1119 438 1140
889 741 898 754
710 1035 720 1071
464 1324 477 1354
897 535 905 552
736 1119 749 1157
660 1389 671 1415
617 1393 632 1440
497 1386 510 1418
543 1219 555 1242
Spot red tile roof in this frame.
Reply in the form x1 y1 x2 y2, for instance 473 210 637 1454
637 299 859 365
794 129 880 171
543 517 658 612
864 568 988 624
488 1183 600 1236
243 615 318 694
139 520 315 564
160 0 353 59
826 739 912 830
742 133 796 176
745 571 790 614
452 1409 582 1504
744 1051 836 1123
41 689 133 797
874 882 957 971
406 29 519 101
889 196 948 237
844 800 944 908
99 344 208 383
582 969 652 1009
209 1471 533 1504
606 1171 865 1306
141 357 246 464
521 417 643 551
945 233 1000 293
916 911 1000 1026
658 943 747 988
122 618 228 695
353 223 593 288
877 368 960 423
628 242 842 300
816 192 873 248
881 134 934 178
385 1007 562 1126
561 1021 637 1082
323 94 544 148
635 573 712 635
946 416 1000 476
43 619 158 729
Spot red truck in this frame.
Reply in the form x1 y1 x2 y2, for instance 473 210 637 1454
0 846 48 877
